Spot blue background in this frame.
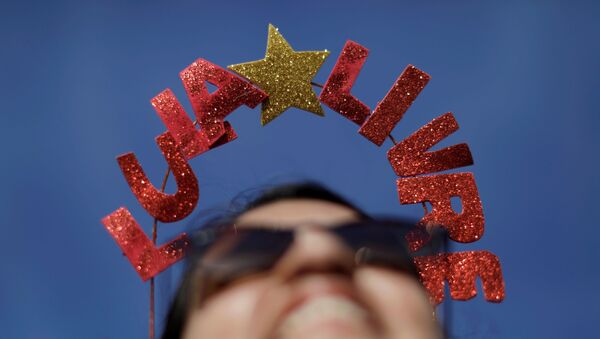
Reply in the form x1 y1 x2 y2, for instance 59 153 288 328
1 0 599 338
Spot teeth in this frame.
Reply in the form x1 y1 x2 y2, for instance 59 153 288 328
277 295 369 337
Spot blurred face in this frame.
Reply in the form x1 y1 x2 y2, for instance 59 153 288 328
182 199 441 339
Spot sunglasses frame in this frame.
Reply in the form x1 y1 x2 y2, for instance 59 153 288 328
188 218 447 286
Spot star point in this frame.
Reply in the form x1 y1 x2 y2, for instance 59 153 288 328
228 24 330 125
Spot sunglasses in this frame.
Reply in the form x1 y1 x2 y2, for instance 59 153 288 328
187 218 446 299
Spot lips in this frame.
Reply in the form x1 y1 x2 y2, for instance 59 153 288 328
275 294 373 338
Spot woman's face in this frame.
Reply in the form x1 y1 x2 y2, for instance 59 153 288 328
182 199 441 339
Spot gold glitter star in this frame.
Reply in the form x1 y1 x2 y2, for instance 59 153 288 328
228 24 330 125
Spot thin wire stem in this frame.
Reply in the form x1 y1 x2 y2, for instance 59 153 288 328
149 278 155 339
149 120 199 338
144 116 433 337
149 166 172 339
310 81 399 149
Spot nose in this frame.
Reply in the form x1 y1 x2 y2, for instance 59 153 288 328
272 226 355 280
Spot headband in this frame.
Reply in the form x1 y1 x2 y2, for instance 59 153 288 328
101 23 505 336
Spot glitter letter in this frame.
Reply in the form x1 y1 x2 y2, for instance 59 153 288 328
101 207 189 281
117 133 199 223
320 40 370 125
414 251 505 304
397 173 484 243
180 59 267 145
358 65 430 146
387 113 473 176
152 89 237 160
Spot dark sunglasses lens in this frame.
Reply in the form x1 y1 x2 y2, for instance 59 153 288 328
199 229 293 286
338 221 445 274
193 220 447 298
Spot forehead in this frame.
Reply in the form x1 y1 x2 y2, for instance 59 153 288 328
235 199 361 229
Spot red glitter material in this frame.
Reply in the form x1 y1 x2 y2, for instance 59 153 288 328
387 113 473 176
397 173 484 243
404 225 433 253
152 89 237 160
101 207 189 281
320 40 370 125
414 251 505 305
117 133 199 223
180 58 267 145
358 65 430 146
211 121 238 147
102 34 506 312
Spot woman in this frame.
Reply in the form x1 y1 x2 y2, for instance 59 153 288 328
163 182 443 339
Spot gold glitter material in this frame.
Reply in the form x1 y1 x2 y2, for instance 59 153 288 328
387 112 473 176
358 65 430 146
397 173 484 243
102 28 506 308
101 207 190 281
414 251 505 305
117 132 199 223
320 40 370 125
228 24 330 125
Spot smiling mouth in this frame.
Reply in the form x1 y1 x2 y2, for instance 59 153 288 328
275 294 375 338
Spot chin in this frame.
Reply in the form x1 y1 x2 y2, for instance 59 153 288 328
271 294 381 339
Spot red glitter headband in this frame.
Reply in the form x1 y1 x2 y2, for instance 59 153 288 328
101 24 505 307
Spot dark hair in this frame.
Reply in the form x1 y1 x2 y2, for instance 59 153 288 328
161 182 368 339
